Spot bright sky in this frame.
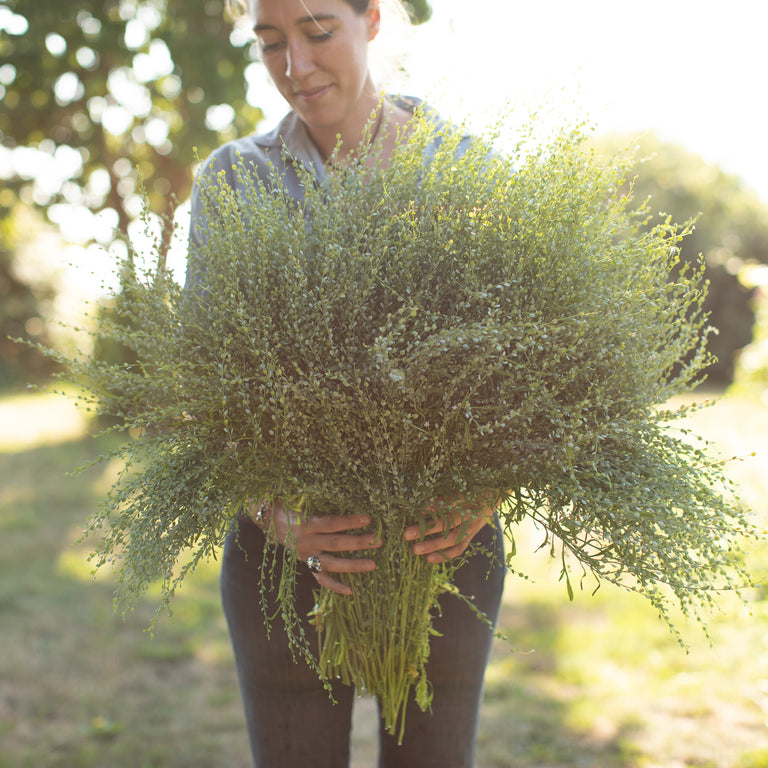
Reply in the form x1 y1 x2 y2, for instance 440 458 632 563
402 0 768 205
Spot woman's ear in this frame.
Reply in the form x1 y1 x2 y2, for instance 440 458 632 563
366 1 381 41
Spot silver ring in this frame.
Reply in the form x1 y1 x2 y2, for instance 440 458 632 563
252 499 269 526
307 555 322 573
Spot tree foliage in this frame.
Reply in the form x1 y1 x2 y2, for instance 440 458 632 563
1 0 267 383
0 0 428 249
732 268 768 397
401 0 431 23
596 134 768 385
0 0 262 259
0 204 60 387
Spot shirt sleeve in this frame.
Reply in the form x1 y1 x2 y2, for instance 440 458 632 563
183 144 238 296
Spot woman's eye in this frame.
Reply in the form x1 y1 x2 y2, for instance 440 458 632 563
257 26 333 54
308 30 333 42
257 35 285 53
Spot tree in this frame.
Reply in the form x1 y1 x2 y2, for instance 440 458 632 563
595 134 768 385
402 0 431 23
0 204 60 387
0 0 268 386
1 0 263 268
0 0 430 261
731 267 768 397
1 0 428 384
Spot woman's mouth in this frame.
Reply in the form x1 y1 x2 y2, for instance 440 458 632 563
296 84 332 102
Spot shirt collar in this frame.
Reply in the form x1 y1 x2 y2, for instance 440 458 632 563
253 111 328 183
249 97 431 183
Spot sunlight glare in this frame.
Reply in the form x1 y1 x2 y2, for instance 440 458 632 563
405 0 768 204
0 392 90 452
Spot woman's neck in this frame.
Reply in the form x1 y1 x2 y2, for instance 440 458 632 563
305 82 385 164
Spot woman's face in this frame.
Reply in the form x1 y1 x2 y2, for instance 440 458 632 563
250 0 380 135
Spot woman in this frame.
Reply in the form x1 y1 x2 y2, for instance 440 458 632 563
187 1 505 765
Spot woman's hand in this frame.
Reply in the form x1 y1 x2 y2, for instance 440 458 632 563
403 495 496 564
247 499 381 596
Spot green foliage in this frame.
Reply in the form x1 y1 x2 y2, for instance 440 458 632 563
0 0 261 244
732 269 768 396
401 0 432 23
0 205 59 388
594 134 768 384
59 114 758 740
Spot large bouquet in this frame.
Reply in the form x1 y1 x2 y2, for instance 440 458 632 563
64 114 756 740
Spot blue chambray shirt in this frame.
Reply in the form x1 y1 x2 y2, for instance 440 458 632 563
184 96 468 294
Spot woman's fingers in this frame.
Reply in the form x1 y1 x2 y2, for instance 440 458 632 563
409 526 464 556
425 544 468 563
264 496 491 577
305 514 373 533
289 513 381 553
308 531 381 553
310 553 377 574
405 515 490 560
305 552 377 596
270 503 377 550
312 571 353 596
252 501 381 595
403 514 461 542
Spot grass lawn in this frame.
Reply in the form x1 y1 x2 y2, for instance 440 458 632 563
1 389 766 767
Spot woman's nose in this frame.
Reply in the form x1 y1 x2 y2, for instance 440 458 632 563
285 41 314 80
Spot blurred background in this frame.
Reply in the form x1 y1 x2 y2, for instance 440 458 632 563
1 1 767 766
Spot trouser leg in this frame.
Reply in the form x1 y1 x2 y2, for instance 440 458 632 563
221 518 354 768
378 521 505 768
222 516 504 768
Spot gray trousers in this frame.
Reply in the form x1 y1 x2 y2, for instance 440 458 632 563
221 517 505 768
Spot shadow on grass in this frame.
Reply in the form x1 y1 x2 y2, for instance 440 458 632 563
0 434 250 768
475 598 643 768
1 434 641 768
5 423 763 767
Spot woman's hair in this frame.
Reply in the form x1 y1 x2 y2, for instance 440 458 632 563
342 0 371 10
226 0 372 20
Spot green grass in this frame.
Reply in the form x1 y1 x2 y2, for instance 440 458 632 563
1 389 766 767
